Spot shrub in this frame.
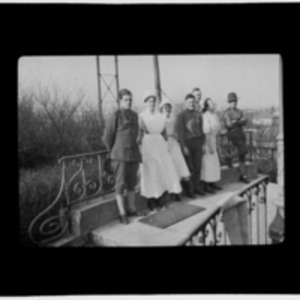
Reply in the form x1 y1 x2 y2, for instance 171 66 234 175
19 156 113 247
18 86 107 170
19 165 63 247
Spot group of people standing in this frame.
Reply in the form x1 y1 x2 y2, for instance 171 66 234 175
103 87 250 225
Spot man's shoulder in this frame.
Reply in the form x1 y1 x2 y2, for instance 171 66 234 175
111 109 137 116
111 109 121 116
129 109 138 116
196 110 203 116
177 110 186 117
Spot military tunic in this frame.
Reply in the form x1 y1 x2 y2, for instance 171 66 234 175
102 109 141 194
223 107 249 157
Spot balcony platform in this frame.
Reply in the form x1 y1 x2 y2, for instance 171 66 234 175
91 178 276 247
49 162 277 247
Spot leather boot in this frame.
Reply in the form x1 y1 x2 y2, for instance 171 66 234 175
173 193 182 202
156 196 166 210
204 182 216 194
186 179 196 199
225 156 234 168
181 181 188 195
240 175 250 184
209 182 222 191
176 193 182 201
119 214 129 225
147 198 155 211
194 177 206 196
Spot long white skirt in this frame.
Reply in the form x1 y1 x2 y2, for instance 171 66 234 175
167 137 190 179
140 133 182 198
201 136 221 182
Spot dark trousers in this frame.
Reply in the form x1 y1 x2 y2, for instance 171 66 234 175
227 128 249 169
184 137 203 189
227 128 248 157
111 160 139 194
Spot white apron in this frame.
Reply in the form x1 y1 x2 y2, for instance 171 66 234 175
139 110 182 198
201 111 221 182
165 115 190 179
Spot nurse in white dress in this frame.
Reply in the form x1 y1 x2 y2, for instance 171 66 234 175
201 98 223 193
138 92 182 210
159 97 190 201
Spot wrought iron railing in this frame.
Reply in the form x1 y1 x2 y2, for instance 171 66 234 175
218 129 254 166
219 129 277 175
28 129 275 246
181 175 270 246
28 150 115 246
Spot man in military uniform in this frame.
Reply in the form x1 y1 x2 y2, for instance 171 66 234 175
102 88 145 225
223 92 250 184
176 93 206 198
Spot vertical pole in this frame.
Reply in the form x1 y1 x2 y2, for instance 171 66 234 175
276 56 284 214
250 131 253 162
153 55 162 108
115 55 120 109
96 56 103 127
268 55 284 243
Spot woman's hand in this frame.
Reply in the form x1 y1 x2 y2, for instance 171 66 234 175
209 147 214 155
183 146 190 156
202 145 206 155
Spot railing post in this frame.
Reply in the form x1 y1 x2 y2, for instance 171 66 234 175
249 131 253 162
269 55 284 243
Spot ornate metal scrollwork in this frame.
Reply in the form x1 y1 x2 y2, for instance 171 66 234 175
188 228 206 246
73 181 86 199
28 150 115 246
28 163 69 246
183 176 270 247
185 209 224 246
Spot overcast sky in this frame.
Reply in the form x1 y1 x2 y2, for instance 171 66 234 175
18 54 281 111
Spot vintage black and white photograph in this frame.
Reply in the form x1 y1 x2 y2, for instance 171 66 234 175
18 54 284 247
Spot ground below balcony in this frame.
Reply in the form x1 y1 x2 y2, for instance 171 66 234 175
89 176 277 247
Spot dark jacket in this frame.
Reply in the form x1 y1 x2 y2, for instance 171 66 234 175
102 109 141 162
175 109 204 148
223 107 248 131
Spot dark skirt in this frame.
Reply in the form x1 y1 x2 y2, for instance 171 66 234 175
111 160 139 194
227 127 249 157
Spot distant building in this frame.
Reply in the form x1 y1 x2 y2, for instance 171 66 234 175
252 110 279 127
252 118 273 126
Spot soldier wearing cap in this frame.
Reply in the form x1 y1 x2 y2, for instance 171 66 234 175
102 88 145 225
222 92 250 183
